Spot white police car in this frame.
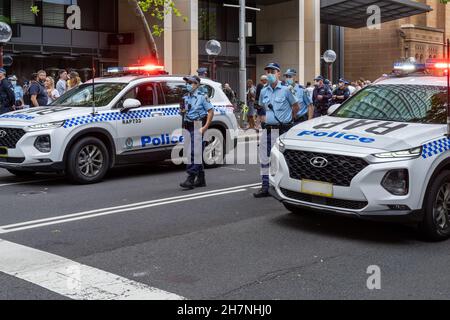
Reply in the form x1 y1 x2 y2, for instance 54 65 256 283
0 65 238 184
270 60 450 241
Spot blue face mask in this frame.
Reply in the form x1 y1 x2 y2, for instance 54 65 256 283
286 79 294 86
267 74 277 84
186 84 193 92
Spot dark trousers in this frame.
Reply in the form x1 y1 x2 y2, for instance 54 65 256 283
185 120 206 176
260 125 291 191
0 106 11 115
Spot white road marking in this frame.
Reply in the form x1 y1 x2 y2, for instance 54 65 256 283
0 239 184 300
0 178 59 188
0 183 261 234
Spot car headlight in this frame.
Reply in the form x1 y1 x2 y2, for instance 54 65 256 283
34 135 51 153
373 147 422 159
274 138 286 153
381 169 409 196
27 121 65 131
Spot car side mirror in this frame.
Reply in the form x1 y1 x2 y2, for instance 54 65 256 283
120 98 141 113
328 104 341 115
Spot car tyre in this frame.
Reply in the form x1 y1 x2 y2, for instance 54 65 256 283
66 137 110 184
419 170 450 241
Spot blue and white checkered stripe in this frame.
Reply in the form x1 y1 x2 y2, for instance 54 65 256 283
422 137 450 159
63 106 231 129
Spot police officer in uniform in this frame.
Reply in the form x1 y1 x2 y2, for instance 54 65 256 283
284 69 313 124
0 68 14 115
332 78 351 105
197 67 209 96
312 75 332 118
180 75 214 190
254 63 299 198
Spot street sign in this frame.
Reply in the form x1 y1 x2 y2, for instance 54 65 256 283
249 45 274 55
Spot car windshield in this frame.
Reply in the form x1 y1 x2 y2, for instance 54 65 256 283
51 83 127 107
333 84 448 124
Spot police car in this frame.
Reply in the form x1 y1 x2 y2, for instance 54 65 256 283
270 60 450 241
0 65 238 184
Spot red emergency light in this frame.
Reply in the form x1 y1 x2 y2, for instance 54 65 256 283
106 64 167 75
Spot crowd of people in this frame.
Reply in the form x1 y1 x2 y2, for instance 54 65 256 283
222 72 372 131
0 68 83 114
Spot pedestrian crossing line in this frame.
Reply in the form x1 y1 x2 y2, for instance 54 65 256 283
0 239 185 300
0 183 261 234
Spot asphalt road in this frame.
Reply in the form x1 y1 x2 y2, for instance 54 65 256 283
1 145 450 300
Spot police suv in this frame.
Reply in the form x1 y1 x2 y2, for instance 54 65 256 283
270 60 450 241
0 66 238 184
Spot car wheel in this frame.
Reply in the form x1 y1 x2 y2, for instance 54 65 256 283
203 128 225 168
66 137 110 184
7 169 36 177
419 170 450 241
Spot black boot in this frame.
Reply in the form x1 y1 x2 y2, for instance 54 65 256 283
194 172 207 188
180 175 196 190
253 188 270 198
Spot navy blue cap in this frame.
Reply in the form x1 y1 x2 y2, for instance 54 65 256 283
338 78 346 83
183 75 201 84
324 79 330 85
314 75 324 81
0 68 6 74
197 67 208 75
284 68 297 76
264 63 281 72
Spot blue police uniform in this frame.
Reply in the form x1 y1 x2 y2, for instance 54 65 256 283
255 64 298 197
181 83 213 182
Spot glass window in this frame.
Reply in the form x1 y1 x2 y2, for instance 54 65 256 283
99 0 117 32
11 0 35 25
52 83 126 107
43 2 65 27
78 0 97 30
161 82 188 105
123 83 155 107
333 85 448 124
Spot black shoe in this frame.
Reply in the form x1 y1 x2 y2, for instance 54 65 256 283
194 172 206 188
253 189 270 198
180 175 196 190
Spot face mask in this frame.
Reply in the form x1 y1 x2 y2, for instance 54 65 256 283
286 79 294 86
11 81 17 86
186 84 193 92
267 74 277 84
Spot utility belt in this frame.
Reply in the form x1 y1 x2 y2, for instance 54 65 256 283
261 122 293 134
183 117 207 130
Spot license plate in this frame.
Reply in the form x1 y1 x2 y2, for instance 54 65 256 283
301 179 333 198
0 147 7 158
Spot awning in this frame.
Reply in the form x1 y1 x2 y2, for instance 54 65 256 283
321 0 432 28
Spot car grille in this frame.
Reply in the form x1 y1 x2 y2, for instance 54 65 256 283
280 188 368 210
283 150 369 187
0 128 26 149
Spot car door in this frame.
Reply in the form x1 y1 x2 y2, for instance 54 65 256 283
116 82 171 154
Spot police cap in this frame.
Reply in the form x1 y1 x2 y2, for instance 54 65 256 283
183 75 201 84
264 63 281 72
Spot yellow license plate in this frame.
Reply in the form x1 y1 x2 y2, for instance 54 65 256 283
0 147 7 158
301 179 333 198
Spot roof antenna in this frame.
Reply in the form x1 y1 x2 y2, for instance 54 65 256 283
91 55 97 116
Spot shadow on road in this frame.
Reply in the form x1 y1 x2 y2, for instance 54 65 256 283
272 211 419 245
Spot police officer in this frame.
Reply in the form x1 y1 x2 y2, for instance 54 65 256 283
332 78 351 105
284 69 313 124
180 75 214 190
197 67 209 96
312 75 332 118
0 68 14 115
254 63 299 198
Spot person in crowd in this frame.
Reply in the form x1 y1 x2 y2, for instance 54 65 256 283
223 83 237 106
255 75 268 127
283 69 313 123
45 76 60 105
67 71 82 90
29 70 48 108
305 82 314 101
56 69 68 96
8 75 24 109
246 79 257 130
332 78 351 105
0 68 15 114
312 76 332 118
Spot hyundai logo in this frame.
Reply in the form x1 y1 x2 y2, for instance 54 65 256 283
0 130 6 138
310 157 329 168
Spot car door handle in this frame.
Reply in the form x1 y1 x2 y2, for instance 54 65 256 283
152 112 164 117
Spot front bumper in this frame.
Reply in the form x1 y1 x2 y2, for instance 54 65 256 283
270 145 426 223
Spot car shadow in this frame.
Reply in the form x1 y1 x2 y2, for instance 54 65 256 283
271 210 421 245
